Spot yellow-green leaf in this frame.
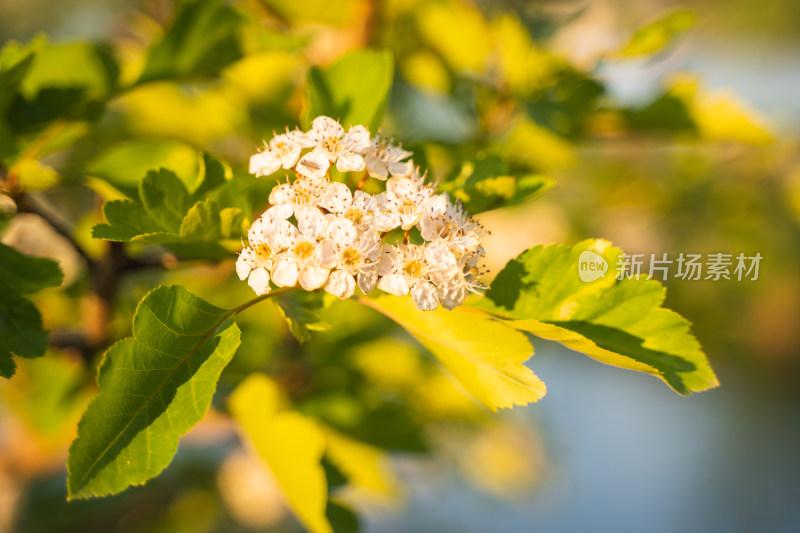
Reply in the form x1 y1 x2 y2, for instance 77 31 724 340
476 240 719 395
359 296 544 410
229 374 332 533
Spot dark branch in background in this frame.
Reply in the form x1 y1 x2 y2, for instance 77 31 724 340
15 193 96 266
6 190 172 365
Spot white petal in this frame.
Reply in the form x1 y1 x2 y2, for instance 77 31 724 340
377 273 409 296
343 125 371 154
425 241 459 278
411 282 439 311
365 156 389 180
336 152 365 173
269 183 294 205
279 141 302 168
319 181 352 213
296 150 330 179
296 206 327 238
247 267 271 295
312 116 345 141
299 264 330 290
249 151 281 177
388 160 413 178
264 218 298 249
326 217 357 246
236 249 254 280
325 270 356 299
264 204 293 220
370 212 401 233
316 240 338 269
357 268 378 294
271 260 298 287
438 279 467 310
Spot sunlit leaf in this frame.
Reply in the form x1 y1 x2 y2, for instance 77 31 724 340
19 41 119 99
0 242 63 379
230 374 332 533
360 295 545 410
617 9 697 57
67 285 241 498
441 154 553 213
475 240 719 395
304 49 394 131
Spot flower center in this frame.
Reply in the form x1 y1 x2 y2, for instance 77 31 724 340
255 243 272 260
293 241 314 259
322 137 338 153
344 208 363 224
342 248 361 267
401 198 416 216
404 259 423 278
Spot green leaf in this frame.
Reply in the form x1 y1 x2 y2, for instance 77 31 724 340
138 0 244 83
179 200 244 242
67 285 241 499
360 295 544 410
92 164 244 250
230 374 332 533
273 291 331 343
617 9 697 57
0 243 63 378
441 154 553 213
19 41 119 100
0 39 39 119
304 49 394 131
140 169 193 233
475 240 719 395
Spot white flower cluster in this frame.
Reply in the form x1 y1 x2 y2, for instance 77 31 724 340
237 116 486 311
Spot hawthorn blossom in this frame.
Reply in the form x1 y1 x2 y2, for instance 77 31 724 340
249 133 303 177
365 135 413 180
240 115 488 312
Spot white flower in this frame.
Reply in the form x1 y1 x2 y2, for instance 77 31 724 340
236 217 297 295
384 172 436 230
377 243 440 311
438 251 486 310
323 220 381 299
240 115 488 313
365 135 414 180
271 207 332 290
296 149 331 180
319 182 400 232
284 126 316 148
266 177 327 218
248 133 303 177
308 116 370 173
420 197 483 255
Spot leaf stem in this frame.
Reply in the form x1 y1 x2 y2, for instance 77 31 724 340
234 286 296 316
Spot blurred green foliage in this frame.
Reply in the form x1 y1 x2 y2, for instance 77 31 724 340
0 0 795 531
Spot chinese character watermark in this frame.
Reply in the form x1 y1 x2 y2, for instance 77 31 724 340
579 252 762 282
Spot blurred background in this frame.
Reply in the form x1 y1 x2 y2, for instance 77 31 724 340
1 0 799 531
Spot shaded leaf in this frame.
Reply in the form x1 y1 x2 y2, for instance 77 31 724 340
359 296 544 410
138 0 244 83
230 374 332 533
67 285 241 498
304 49 394 131
273 291 330 343
475 240 718 395
0 243 63 379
